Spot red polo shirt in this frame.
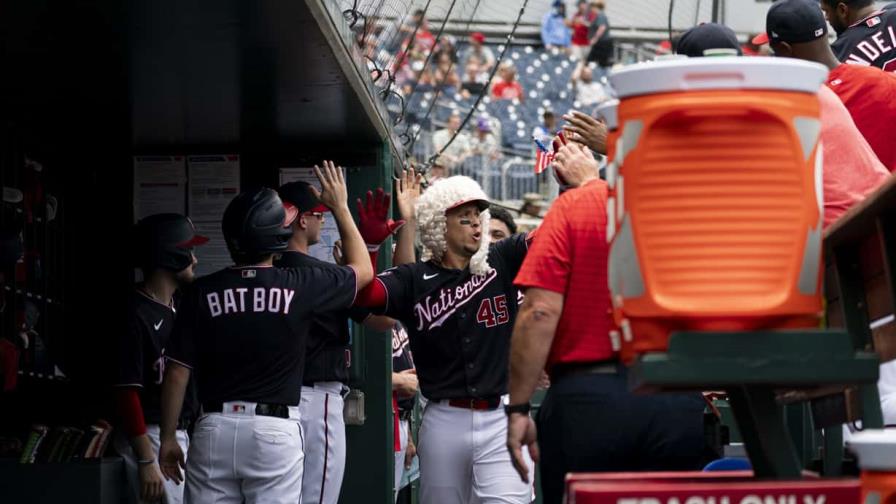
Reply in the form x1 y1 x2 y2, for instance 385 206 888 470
827 64 896 172
514 179 613 372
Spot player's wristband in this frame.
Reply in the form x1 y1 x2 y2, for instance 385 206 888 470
137 457 156 465
504 402 531 416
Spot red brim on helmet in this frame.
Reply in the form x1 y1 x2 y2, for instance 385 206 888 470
176 234 210 248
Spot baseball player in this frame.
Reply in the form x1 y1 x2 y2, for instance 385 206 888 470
820 0 896 71
157 162 373 504
356 175 535 504
273 181 401 504
113 213 207 504
391 321 418 501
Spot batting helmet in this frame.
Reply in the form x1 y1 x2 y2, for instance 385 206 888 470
222 188 298 259
135 214 208 272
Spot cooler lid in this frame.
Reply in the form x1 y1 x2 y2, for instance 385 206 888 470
609 56 827 98
847 429 896 471
595 99 619 130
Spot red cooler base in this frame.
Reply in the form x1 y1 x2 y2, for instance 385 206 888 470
566 472 860 504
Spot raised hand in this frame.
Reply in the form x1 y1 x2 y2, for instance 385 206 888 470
357 187 405 247
552 142 599 189
395 168 423 221
562 110 608 155
312 160 348 211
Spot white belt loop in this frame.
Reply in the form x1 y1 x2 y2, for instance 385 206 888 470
312 381 345 395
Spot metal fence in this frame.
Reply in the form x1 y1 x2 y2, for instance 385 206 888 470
452 153 557 203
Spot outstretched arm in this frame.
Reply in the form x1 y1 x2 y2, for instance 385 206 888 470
313 161 374 289
393 168 422 266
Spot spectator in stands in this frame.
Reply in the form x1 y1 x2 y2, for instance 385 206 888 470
573 65 609 107
399 9 435 52
435 35 459 64
461 55 488 98
570 1 594 62
681 14 890 227
520 193 545 218
758 0 896 171
470 116 501 161
532 111 557 145
427 51 461 93
492 63 525 101
428 158 448 181
462 32 496 73
586 1 615 76
489 206 518 243
542 0 572 52
432 113 471 170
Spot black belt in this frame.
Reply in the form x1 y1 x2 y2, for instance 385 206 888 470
202 402 290 419
446 397 502 410
550 360 619 382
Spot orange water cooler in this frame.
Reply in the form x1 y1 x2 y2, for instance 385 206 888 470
604 57 829 361
849 430 896 504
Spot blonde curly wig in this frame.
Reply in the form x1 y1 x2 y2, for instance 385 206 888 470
415 176 493 276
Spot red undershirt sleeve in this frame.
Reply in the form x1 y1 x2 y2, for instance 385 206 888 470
114 387 147 438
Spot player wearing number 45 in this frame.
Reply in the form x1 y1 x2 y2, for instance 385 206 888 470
355 175 535 504
113 214 208 504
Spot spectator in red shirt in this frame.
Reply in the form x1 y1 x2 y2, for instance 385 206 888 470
505 144 705 504
491 64 525 101
569 1 593 61
758 0 896 171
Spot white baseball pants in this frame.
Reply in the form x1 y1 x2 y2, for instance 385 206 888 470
183 404 304 504
417 400 534 504
116 424 189 504
299 382 346 504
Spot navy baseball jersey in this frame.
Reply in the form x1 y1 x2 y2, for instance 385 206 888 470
166 264 357 406
391 321 415 411
274 251 368 385
374 234 528 401
115 289 196 423
832 6 896 72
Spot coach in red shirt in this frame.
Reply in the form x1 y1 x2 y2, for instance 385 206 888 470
505 144 705 504
757 0 896 171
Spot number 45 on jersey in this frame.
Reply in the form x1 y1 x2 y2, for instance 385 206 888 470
477 295 509 328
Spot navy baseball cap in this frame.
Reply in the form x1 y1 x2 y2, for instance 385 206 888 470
676 23 743 57
277 181 329 215
755 0 828 45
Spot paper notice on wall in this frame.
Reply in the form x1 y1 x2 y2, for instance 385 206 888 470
188 155 240 277
279 167 342 264
192 221 231 277
188 155 240 221
133 156 187 220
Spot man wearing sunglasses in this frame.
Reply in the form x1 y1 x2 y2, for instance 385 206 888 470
274 180 374 504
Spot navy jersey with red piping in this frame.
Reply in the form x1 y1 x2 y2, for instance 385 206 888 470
373 234 528 401
391 321 415 411
832 6 896 72
273 251 368 385
115 289 196 424
166 264 356 406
